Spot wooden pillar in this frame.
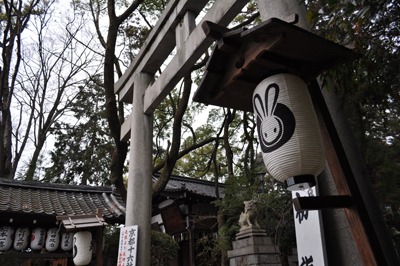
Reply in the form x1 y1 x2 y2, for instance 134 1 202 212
96 227 103 266
188 229 195 266
96 208 103 266
310 82 378 265
309 80 399 265
125 72 154 266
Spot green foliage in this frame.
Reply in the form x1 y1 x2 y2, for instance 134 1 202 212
216 171 295 252
103 225 122 260
262 179 296 251
195 226 233 266
44 77 114 185
151 230 180 266
231 0 261 27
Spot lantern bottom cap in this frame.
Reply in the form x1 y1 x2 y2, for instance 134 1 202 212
284 175 316 191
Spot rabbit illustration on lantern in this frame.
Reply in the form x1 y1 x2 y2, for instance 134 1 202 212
253 82 295 153
253 73 326 190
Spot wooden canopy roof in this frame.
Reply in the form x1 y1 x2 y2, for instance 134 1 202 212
193 17 361 112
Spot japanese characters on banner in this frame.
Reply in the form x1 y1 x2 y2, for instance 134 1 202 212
61 232 74 251
117 225 138 266
0 226 14 251
14 227 30 250
31 227 46 250
45 227 60 252
292 186 328 266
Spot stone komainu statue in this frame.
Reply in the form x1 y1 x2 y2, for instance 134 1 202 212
239 200 260 229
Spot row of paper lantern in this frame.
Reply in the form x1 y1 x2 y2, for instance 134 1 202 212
0 226 92 266
0 226 72 252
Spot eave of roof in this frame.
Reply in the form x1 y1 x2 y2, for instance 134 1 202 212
153 173 225 199
0 174 225 225
0 178 125 225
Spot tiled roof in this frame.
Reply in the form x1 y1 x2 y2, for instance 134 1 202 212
0 174 224 225
153 173 225 199
0 178 125 224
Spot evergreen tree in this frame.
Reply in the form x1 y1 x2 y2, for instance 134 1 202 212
44 77 114 186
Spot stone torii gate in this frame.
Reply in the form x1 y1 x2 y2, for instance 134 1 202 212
114 0 250 264
114 0 398 265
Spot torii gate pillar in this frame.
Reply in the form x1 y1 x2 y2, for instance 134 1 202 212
256 0 308 28
125 72 154 266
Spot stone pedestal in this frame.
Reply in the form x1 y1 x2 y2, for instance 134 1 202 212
227 228 282 266
287 248 298 266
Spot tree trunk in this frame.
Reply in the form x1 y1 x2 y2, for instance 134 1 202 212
0 34 15 179
0 0 39 178
152 74 192 198
104 14 128 200
223 109 235 179
25 136 45 181
0 109 12 178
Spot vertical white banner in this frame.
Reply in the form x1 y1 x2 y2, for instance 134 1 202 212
292 186 328 266
117 225 138 266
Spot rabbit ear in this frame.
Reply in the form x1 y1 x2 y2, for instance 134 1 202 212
265 84 279 117
253 93 266 120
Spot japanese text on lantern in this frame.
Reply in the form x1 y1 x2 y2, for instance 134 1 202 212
117 225 138 266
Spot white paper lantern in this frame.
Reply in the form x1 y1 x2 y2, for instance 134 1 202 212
61 232 74 251
45 228 60 252
0 226 14 251
30 227 46 250
253 73 326 190
73 231 92 265
13 227 30 250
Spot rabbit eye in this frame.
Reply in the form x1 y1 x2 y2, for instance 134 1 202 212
274 128 277 133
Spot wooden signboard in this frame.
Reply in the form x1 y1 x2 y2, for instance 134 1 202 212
161 205 185 233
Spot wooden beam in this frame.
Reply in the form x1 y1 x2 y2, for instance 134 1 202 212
115 0 209 96
293 195 353 211
143 0 250 114
309 80 381 266
201 20 231 39
211 32 284 100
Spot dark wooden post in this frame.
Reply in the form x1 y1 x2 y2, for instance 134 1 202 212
309 80 398 265
96 208 103 266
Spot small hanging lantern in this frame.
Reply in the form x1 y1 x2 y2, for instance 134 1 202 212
61 232 74 251
253 73 325 190
13 227 30 251
45 228 60 252
30 227 46 250
0 226 14 251
73 231 92 266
